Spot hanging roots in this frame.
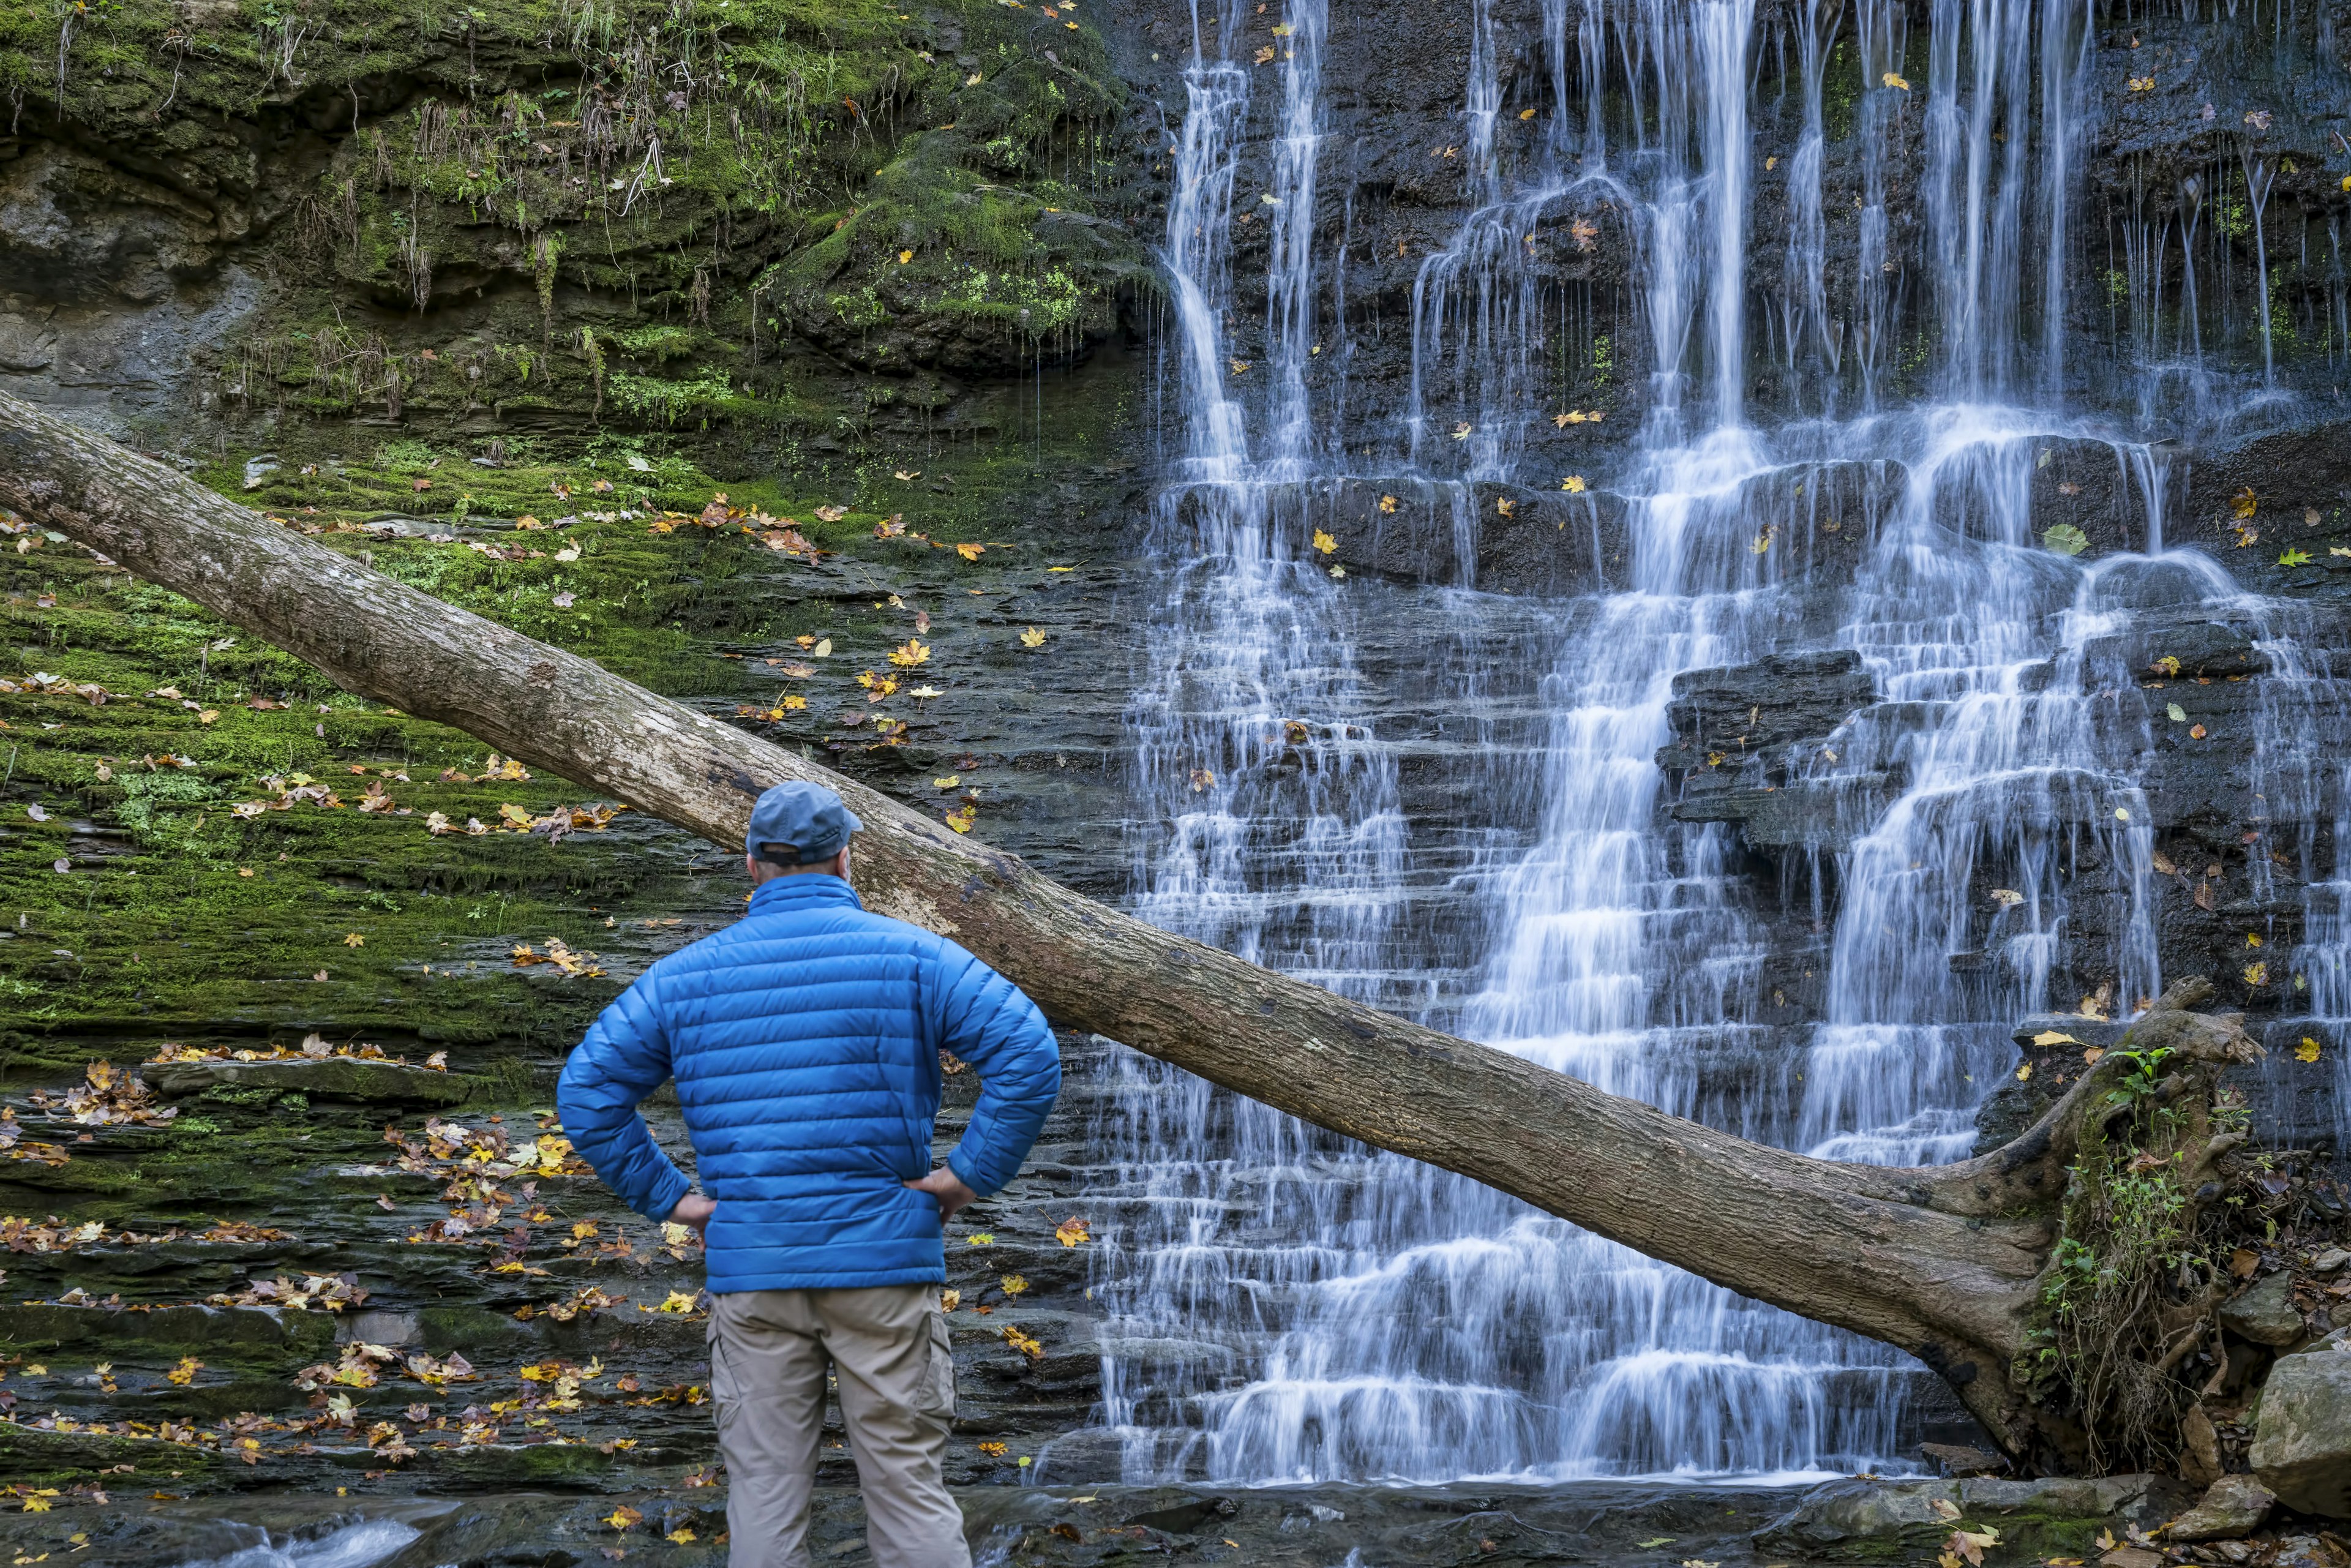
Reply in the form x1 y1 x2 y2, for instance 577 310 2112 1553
2014 981 2265 1473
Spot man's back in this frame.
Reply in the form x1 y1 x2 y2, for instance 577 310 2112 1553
559 781 1054 1568
557 873 1062 1294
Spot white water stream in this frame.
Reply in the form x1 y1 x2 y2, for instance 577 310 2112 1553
1078 0 2347 1488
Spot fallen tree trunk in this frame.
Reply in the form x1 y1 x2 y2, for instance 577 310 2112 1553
0 389 2261 1469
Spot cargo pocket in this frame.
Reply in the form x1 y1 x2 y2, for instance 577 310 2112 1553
707 1307 738 1405
915 1310 956 1420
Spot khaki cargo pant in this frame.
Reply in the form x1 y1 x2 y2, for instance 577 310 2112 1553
708 1285 971 1568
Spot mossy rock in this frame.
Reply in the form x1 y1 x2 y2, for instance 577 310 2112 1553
1752 1474 2197 1562
146 1059 478 1107
0 1422 224 1487
0 1302 336 1357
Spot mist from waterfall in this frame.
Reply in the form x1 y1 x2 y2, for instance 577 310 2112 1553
1080 0 2344 1487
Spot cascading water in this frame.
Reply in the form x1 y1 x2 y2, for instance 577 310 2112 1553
1079 0 2344 1488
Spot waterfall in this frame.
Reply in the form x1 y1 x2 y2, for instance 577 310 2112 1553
1082 0 2338 1487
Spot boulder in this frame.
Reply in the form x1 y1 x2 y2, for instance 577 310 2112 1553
1754 1474 2186 1561
2250 1339 2351 1516
2162 1474 2276 1542
2220 1270 2306 1348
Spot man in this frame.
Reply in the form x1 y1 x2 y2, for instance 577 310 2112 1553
558 779 1062 1568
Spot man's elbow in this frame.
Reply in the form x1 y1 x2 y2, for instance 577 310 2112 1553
1009 1033 1062 1107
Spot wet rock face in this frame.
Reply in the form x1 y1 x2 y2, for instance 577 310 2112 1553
0 1476 1899 1568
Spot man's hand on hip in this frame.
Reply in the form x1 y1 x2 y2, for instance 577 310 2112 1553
904 1166 979 1223
669 1193 716 1232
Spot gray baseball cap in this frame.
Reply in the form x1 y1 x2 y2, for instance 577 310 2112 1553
744 781 862 866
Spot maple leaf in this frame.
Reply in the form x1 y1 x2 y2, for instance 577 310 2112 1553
605 1506 643 1531
1055 1215 1092 1246
1495 498 1515 519
815 505 850 522
2232 486 2258 520
166 1357 202 1386
1561 475 1587 493
1378 494 1398 514
1311 529 1338 554
2244 961 2269 987
2297 1036 2323 1063
977 1441 1008 1457
1001 1324 1045 1363
888 639 931 668
955 542 984 562
1881 70 1910 89
945 803 979 834
1019 627 1047 650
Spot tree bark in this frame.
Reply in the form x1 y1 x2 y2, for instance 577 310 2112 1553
0 389 2249 1465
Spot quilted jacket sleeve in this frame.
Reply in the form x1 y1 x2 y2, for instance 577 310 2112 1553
558 970 694 1225
928 940 1062 1197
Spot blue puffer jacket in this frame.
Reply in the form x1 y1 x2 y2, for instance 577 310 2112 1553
557 875 1062 1293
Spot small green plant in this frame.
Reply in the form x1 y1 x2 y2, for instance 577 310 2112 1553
375 439 436 474
2104 1046 2173 1107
